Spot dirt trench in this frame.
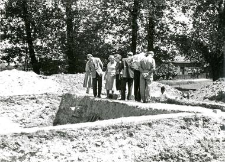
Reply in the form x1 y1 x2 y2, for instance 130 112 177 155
1 93 225 162
53 93 221 126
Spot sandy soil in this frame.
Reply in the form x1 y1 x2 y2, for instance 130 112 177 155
0 114 225 162
190 78 225 103
0 94 60 128
0 70 224 161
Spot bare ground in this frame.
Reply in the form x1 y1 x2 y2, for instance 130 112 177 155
0 70 225 161
0 114 225 162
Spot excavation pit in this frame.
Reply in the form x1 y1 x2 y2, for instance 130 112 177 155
1 93 225 161
53 93 217 126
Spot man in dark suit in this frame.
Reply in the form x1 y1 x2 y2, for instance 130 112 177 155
121 52 134 100
88 54 103 98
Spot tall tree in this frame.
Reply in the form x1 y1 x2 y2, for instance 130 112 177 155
175 0 225 80
147 0 155 51
21 0 40 74
142 0 166 52
1 0 198 75
64 0 75 73
2 0 40 73
131 0 140 55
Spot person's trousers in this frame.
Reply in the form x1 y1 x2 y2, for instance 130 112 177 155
140 75 152 102
134 70 141 101
116 74 121 90
121 78 133 100
92 73 102 97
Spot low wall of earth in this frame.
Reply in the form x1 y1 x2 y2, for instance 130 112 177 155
1 93 225 161
53 93 216 126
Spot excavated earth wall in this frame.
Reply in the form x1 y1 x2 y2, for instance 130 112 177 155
53 93 219 126
0 93 225 161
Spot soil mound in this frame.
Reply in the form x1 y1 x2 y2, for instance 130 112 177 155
0 70 87 96
0 70 183 98
0 70 59 96
151 82 183 99
190 79 225 103
49 73 85 94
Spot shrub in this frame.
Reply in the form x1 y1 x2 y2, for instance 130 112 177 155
154 63 178 80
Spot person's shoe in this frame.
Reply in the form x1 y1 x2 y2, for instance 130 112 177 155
97 95 101 98
135 98 141 102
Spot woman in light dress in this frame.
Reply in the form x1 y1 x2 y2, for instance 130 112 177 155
104 55 117 98
83 54 92 94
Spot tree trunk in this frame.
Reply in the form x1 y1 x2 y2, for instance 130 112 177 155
131 0 139 55
210 63 221 81
147 14 154 52
218 0 225 79
22 0 40 74
208 52 223 81
223 43 225 78
65 0 75 73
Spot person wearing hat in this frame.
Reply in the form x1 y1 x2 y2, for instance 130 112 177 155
88 54 103 98
121 52 134 100
139 51 156 103
104 55 117 98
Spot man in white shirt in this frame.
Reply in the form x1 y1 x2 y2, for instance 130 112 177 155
139 51 156 103
131 52 145 102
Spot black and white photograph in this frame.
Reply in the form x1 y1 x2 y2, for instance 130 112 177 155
0 0 225 161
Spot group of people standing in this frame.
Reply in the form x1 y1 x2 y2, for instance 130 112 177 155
83 51 156 103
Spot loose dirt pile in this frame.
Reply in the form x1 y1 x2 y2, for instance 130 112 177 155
0 70 59 96
0 69 183 98
49 74 85 94
150 82 183 99
0 70 87 96
190 78 225 103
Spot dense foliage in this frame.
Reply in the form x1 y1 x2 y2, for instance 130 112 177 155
154 63 178 80
0 0 224 79
173 0 225 80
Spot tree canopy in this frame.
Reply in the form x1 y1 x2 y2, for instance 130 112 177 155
0 0 224 80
